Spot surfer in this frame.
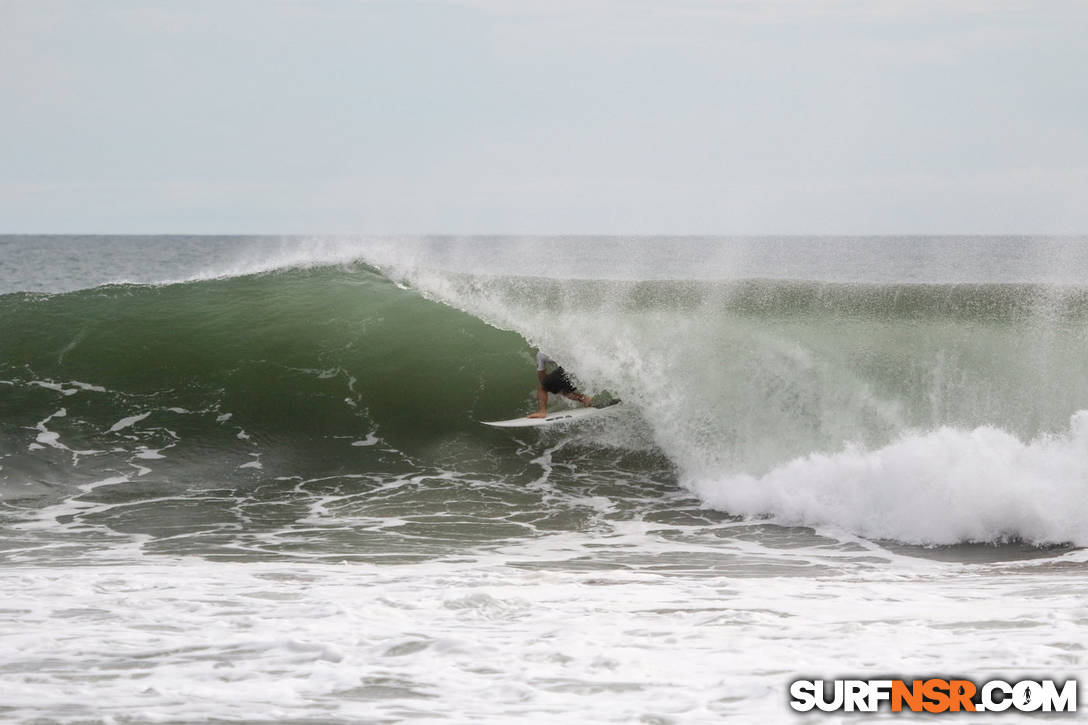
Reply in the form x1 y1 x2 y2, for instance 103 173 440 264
528 351 593 418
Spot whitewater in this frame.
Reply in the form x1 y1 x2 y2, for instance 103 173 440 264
1 235 1086 723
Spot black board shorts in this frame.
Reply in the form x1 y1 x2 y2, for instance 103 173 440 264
542 367 576 394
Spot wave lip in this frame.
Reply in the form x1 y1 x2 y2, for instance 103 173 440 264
688 411 1088 546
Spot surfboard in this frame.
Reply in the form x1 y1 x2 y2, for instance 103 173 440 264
481 402 622 428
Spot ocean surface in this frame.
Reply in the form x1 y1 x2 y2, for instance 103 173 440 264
1 235 1086 723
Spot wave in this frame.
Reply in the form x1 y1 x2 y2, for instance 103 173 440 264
3 255 1088 546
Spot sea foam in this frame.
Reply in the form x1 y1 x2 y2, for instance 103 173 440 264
687 412 1088 546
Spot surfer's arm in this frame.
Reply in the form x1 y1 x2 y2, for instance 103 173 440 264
530 370 548 417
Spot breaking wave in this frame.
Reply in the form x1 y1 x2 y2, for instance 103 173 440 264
3 242 1088 546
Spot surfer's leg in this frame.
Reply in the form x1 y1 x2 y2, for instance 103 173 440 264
563 392 593 407
544 368 592 407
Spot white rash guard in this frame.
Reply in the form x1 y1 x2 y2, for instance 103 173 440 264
536 351 557 372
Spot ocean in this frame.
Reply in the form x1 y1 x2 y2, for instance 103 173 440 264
1 235 1086 722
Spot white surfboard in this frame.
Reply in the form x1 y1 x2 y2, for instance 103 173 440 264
482 402 622 428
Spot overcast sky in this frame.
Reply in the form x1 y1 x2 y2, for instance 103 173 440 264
3 0 1086 234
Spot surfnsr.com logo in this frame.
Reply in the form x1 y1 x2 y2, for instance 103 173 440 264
790 678 1077 713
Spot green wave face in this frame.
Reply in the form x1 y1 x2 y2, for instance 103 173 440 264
0 265 537 491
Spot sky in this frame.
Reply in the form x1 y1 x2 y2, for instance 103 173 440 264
2 0 1087 234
